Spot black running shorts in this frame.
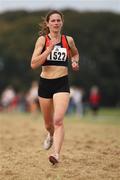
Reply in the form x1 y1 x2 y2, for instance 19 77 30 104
38 75 70 98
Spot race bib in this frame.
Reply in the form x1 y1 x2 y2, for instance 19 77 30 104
47 46 67 61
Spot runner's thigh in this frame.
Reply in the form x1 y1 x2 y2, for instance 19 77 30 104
53 92 70 118
38 97 53 122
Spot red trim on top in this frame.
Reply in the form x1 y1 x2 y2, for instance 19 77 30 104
61 35 70 57
45 35 50 47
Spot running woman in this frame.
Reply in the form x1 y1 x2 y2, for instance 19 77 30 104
31 10 79 165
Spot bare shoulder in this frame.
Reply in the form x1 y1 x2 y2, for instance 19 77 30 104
35 36 45 48
66 36 76 48
66 36 74 44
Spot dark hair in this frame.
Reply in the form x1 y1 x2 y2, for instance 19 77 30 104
39 10 64 36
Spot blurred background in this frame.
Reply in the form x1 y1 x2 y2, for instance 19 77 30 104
0 0 120 113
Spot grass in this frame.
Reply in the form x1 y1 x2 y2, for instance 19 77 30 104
0 108 120 124
65 108 120 125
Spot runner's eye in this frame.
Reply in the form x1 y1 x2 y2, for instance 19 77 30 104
51 20 55 22
57 19 61 22
51 19 61 23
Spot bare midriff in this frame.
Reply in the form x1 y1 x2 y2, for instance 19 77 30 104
40 66 68 79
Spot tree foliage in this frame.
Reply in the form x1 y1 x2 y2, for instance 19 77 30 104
0 10 120 106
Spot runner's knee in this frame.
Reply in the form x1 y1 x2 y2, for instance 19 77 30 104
54 117 63 127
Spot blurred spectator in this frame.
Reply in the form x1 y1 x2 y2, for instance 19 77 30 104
1 86 16 111
89 86 101 115
72 86 84 117
17 92 28 112
26 81 39 113
68 86 84 117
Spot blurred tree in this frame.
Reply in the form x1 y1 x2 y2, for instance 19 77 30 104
0 10 120 106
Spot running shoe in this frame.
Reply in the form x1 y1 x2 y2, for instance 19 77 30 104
49 154 59 165
43 133 53 150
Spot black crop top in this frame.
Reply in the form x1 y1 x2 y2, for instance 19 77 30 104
42 35 70 67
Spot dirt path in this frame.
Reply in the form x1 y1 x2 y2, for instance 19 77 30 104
0 113 120 180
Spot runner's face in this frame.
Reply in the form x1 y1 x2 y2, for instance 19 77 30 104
47 13 63 33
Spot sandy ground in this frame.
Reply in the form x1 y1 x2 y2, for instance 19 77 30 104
0 112 120 180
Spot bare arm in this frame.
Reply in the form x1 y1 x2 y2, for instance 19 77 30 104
67 36 80 71
31 36 54 69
